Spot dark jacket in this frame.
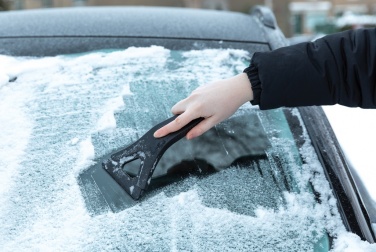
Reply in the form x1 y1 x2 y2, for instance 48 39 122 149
244 28 376 110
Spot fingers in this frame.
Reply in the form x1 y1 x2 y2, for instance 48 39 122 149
153 111 197 138
171 98 187 115
154 113 218 140
186 116 218 140
153 98 189 138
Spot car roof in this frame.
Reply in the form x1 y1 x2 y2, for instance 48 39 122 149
0 6 281 56
1 7 264 41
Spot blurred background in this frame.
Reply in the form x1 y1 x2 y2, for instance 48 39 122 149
1 0 376 40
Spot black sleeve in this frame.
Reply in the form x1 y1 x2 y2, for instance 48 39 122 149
243 28 376 110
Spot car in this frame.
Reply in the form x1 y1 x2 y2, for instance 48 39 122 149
0 6 375 251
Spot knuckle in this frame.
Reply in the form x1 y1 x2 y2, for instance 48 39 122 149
190 90 201 98
174 116 183 126
194 102 204 111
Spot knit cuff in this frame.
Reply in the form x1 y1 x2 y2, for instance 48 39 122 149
243 62 261 106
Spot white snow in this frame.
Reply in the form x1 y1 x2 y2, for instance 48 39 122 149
75 138 95 175
69 137 80 145
331 232 376 252
336 12 376 28
292 108 376 251
0 47 375 251
0 73 9 87
323 105 376 205
0 74 33 207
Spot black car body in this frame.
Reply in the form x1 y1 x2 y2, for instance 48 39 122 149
0 6 374 251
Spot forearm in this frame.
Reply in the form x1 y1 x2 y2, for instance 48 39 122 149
244 28 376 109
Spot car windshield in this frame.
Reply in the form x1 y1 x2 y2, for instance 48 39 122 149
0 46 346 251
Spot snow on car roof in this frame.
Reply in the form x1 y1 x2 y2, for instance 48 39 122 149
0 46 375 251
336 12 376 28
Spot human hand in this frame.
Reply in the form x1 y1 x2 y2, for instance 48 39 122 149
153 73 253 140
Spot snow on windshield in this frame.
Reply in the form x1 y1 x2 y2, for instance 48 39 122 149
0 47 375 251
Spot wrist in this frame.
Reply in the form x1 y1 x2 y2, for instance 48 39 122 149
231 73 254 104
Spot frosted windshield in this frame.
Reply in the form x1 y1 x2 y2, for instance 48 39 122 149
0 47 367 251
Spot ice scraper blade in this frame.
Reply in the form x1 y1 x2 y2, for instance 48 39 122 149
78 115 204 216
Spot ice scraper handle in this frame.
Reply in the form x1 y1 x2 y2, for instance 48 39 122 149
102 115 204 200
149 115 204 147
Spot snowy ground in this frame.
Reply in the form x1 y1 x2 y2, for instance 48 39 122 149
324 106 376 205
0 47 375 251
324 105 376 241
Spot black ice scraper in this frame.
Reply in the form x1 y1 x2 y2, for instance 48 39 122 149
78 115 203 215
103 115 203 200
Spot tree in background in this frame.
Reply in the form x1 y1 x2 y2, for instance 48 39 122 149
0 0 10 11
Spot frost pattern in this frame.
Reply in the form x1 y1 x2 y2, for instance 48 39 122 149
0 47 374 251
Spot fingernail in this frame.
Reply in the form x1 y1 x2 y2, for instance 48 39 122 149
186 133 194 140
154 130 161 138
